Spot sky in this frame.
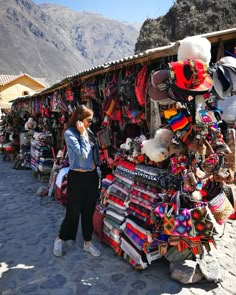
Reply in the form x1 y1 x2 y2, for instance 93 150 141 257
33 0 175 24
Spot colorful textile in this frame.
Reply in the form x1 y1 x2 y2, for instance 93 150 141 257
118 159 136 171
103 233 122 256
134 164 179 190
107 203 127 216
106 209 126 223
114 173 133 187
164 108 190 132
127 209 151 224
108 195 125 207
127 214 153 230
112 183 130 196
103 218 121 236
120 237 148 269
122 253 146 270
171 208 194 236
104 216 122 230
131 188 161 204
129 202 151 217
113 178 132 192
132 185 160 198
106 199 126 210
123 218 152 240
115 166 135 181
103 223 120 243
153 203 168 219
130 193 155 207
129 196 153 211
109 185 129 201
126 222 150 242
191 206 218 237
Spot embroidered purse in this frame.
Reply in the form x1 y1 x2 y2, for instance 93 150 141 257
96 128 112 149
190 206 219 237
163 207 194 237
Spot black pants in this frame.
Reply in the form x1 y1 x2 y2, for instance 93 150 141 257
59 169 99 241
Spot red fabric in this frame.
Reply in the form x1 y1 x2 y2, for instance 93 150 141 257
126 222 148 241
93 208 105 242
105 174 115 181
229 212 236 220
118 159 136 171
103 233 120 250
135 64 148 107
108 195 125 207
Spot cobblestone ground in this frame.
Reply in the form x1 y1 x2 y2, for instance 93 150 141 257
0 155 236 295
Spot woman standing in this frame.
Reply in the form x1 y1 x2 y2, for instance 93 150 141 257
53 105 101 257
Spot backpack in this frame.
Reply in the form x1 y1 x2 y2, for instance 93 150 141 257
135 64 148 107
120 68 139 110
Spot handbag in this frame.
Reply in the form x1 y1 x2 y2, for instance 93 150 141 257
190 206 219 237
156 191 195 237
96 127 112 149
208 190 234 224
163 206 195 237
80 78 98 101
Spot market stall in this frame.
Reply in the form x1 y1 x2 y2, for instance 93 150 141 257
7 28 236 283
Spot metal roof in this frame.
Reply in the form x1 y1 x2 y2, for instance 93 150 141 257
56 27 236 80
10 27 236 102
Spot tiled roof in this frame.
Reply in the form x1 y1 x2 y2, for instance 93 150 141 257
0 73 51 87
0 75 18 85
0 101 12 109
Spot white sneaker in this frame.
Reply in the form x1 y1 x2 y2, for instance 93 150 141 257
83 242 101 257
53 238 63 257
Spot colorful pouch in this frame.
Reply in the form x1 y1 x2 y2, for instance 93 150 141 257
191 206 218 237
163 208 194 237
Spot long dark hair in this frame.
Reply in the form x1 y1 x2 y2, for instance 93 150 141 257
67 104 93 129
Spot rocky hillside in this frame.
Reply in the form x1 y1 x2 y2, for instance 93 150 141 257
135 0 236 53
0 0 138 81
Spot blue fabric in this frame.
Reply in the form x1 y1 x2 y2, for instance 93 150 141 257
64 127 101 170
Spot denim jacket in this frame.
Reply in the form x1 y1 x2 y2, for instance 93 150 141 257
64 127 101 171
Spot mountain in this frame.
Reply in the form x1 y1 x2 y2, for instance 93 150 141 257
135 0 236 53
0 0 139 81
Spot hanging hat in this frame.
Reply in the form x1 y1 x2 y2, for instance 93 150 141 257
226 68 236 94
168 59 213 94
213 66 233 99
148 70 169 101
218 56 236 72
218 56 236 96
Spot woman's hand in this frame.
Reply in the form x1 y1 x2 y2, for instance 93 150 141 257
76 120 86 135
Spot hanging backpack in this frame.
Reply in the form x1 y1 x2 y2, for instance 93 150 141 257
120 68 139 110
134 64 148 107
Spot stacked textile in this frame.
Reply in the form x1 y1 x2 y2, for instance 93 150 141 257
120 164 177 269
30 133 53 175
102 160 136 255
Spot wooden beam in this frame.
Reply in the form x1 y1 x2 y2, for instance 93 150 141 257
216 40 225 61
